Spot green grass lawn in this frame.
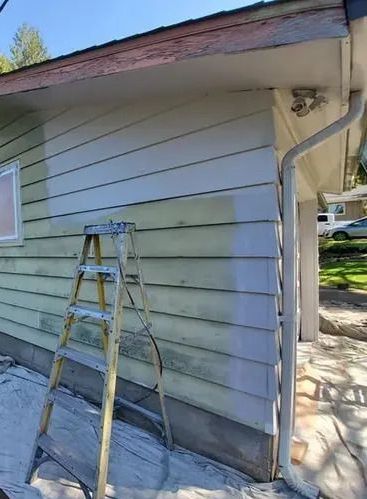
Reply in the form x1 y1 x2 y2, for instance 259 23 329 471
319 260 367 290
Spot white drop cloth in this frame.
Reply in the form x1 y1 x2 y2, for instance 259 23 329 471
0 362 299 498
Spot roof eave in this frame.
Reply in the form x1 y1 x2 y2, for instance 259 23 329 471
0 0 346 98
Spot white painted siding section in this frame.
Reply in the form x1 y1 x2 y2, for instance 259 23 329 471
0 91 281 434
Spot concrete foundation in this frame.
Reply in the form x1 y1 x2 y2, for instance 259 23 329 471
0 331 275 481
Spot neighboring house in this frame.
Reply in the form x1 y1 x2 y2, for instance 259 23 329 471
325 184 367 221
0 0 366 495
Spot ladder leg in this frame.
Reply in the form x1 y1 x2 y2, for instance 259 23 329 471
26 236 92 482
39 320 73 435
151 347 173 449
129 232 173 449
42 235 93 432
93 235 109 355
94 233 128 498
94 321 121 498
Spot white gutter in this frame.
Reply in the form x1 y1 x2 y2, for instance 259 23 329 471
279 91 364 498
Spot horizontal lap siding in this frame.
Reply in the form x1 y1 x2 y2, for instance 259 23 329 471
0 315 275 432
0 256 280 294
0 288 279 364
1 224 281 258
0 300 277 400
22 184 280 233
0 273 279 329
0 91 280 434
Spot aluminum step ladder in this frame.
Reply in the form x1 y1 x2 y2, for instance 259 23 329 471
26 221 173 498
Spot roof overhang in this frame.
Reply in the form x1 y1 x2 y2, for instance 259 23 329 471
0 0 348 98
325 185 367 203
0 37 350 110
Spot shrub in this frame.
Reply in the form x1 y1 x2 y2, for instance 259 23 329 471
319 239 367 257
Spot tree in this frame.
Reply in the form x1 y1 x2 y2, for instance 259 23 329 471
0 53 12 74
354 162 367 187
10 23 49 69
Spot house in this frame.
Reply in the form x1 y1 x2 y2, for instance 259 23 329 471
0 0 366 496
324 184 367 221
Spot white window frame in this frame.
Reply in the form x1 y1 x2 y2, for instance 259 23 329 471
328 202 346 215
0 160 23 246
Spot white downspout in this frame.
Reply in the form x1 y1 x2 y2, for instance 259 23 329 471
279 91 364 498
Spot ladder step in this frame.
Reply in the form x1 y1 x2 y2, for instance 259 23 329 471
49 390 163 427
68 305 112 322
79 264 117 276
126 273 139 280
38 434 95 490
84 222 134 235
115 396 163 425
49 389 100 426
56 347 107 373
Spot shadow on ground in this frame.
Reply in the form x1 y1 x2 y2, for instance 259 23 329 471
296 334 367 499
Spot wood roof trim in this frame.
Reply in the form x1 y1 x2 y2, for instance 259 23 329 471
0 3 347 97
0 0 343 78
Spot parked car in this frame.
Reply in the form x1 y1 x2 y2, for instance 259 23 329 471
317 213 353 236
324 216 367 240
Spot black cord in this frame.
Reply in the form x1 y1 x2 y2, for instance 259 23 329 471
110 225 163 405
124 283 163 378
122 279 162 403
0 0 10 15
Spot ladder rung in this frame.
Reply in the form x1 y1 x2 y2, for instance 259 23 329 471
49 390 99 426
115 396 163 425
125 273 139 280
56 346 107 373
68 305 112 322
84 222 134 235
79 264 117 276
38 434 95 490
50 390 163 427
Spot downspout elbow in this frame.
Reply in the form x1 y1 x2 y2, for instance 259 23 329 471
280 465 319 498
282 91 364 172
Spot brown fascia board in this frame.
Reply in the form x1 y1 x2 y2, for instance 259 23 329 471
0 0 347 97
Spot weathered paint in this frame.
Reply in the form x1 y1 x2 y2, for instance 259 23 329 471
22 185 280 235
1 224 282 258
0 3 347 96
0 287 279 364
0 91 281 434
0 256 281 294
0 300 278 400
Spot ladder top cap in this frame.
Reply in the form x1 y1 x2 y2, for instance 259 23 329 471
84 222 135 235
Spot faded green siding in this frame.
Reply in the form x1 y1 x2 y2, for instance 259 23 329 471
0 91 281 434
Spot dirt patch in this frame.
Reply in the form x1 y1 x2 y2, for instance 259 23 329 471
319 301 367 341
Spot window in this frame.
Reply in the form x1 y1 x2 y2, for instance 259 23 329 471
317 215 328 222
0 161 23 245
350 218 367 227
328 203 345 215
